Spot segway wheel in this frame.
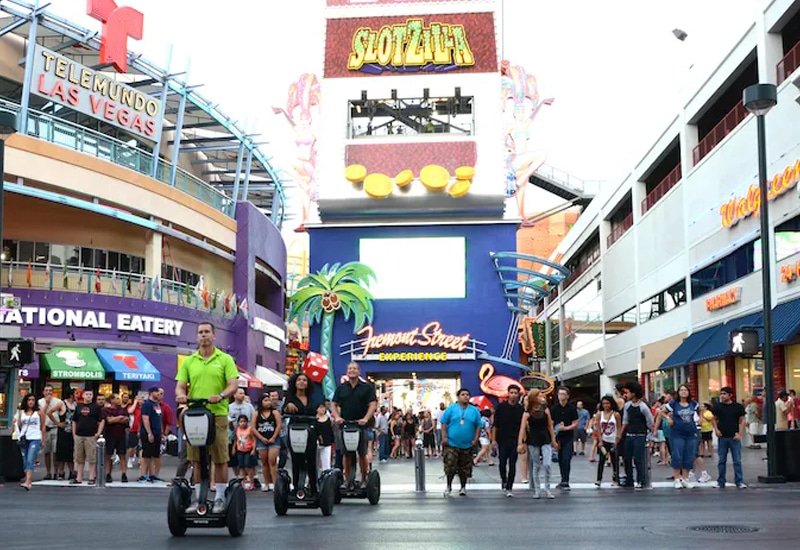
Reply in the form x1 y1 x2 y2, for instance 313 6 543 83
167 486 187 537
274 474 290 516
333 468 344 504
225 484 247 537
319 475 336 517
366 470 381 505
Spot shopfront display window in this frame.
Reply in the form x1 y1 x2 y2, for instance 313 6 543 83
98 382 114 398
735 357 765 399
697 360 728 403
0 371 9 423
784 345 800 393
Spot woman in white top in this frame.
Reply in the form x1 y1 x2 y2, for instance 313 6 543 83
15 394 46 490
594 395 621 487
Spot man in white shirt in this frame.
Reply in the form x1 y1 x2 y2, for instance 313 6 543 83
38 385 63 480
375 406 390 463
432 403 445 457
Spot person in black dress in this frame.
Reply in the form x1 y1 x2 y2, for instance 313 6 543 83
282 373 320 494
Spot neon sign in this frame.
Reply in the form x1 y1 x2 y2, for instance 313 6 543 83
780 260 800 283
347 19 475 73
705 287 741 312
87 0 144 74
356 321 470 356
719 160 800 228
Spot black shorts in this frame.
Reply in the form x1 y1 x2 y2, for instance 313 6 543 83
701 431 713 442
127 431 139 450
105 437 126 456
141 436 161 459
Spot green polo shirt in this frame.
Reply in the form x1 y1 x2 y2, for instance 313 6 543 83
176 348 238 416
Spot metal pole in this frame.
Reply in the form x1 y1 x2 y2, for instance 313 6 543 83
544 295 552 377
231 141 245 205
242 148 253 201
755 114 784 483
414 439 426 492
18 0 40 135
96 436 106 487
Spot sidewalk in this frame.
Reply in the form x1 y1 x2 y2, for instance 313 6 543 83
29 443 788 492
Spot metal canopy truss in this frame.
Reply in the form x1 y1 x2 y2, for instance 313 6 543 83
490 251 570 314
0 0 286 225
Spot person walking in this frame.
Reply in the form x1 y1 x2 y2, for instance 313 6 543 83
473 409 494 466
711 387 747 489
665 384 700 489
376 406 390 463
620 381 653 490
440 388 482 497
574 401 590 456
175 322 239 514
15 394 46 490
744 396 761 449
550 386 579 491
595 395 621 487
492 384 523 497
517 389 556 499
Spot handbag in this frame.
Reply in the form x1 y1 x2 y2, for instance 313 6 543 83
17 411 31 448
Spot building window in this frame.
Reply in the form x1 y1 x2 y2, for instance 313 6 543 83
605 306 636 339
563 279 604 360
691 240 758 299
639 280 687 323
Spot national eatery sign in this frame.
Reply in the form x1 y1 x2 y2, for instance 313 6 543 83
30 46 163 141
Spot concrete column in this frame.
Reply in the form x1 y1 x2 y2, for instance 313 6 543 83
755 3 785 85
145 230 163 281
599 373 615 398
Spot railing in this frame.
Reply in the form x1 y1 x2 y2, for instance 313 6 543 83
562 246 601 289
0 261 237 318
606 211 634 249
777 39 800 85
0 99 233 217
534 164 603 197
692 99 750 166
641 164 682 215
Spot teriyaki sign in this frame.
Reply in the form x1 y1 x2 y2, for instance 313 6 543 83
0 307 184 336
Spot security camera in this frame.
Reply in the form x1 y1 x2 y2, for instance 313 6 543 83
672 29 688 41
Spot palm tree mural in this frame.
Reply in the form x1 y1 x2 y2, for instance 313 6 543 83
288 262 376 399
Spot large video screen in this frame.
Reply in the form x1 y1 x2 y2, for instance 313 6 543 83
359 237 466 299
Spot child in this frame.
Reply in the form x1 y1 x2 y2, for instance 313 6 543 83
235 415 256 490
316 402 334 471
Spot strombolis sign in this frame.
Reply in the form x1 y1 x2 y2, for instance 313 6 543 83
0 307 183 336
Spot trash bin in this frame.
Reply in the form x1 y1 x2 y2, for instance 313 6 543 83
775 430 800 482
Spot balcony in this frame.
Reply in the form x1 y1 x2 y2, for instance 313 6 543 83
1 261 236 318
0 100 233 217
562 247 601 289
641 164 682 215
607 212 634 249
692 99 749 165
777 39 800 85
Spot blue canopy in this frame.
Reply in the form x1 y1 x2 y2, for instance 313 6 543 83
96 349 161 382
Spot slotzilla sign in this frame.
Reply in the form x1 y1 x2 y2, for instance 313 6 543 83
0 307 184 336
31 45 163 141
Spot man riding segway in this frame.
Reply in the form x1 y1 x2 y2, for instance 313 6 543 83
332 362 380 503
168 322 245 537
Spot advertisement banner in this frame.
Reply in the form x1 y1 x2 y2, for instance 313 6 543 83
324 12 497 78
31 45 163 141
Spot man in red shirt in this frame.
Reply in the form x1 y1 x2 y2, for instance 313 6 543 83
127 396 143 469
153 388 174 480
102 394 130 482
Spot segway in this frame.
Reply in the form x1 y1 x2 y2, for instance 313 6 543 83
274 415 338 516
335 421 380 505
167 399 246 537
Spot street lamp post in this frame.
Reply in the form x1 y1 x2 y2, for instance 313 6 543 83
0 110 18 486
743 83 785 484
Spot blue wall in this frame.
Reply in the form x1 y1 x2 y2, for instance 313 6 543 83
308 223 520 397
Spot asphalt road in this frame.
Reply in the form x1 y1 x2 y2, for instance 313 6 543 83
2 484 800 549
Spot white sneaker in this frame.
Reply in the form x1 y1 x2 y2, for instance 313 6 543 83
674 479 683 489
211 500 226 514
185 500 200 514
458 487 467 496
506 490 513 498
532 490 540 499
268 483 274 491
126 458 134 469
680 478 689 489
687 471 697 483
443 488 452 498
545 490 554 499
698 471 711 483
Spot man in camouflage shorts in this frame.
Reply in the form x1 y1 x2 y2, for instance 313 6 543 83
439 388 482 497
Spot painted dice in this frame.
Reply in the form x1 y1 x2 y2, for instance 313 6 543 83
302 351 329 383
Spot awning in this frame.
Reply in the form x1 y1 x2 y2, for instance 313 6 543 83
238 367 264 389
96 349 161 382
41 347 106 380
691 312 763 364
659 325 719 370
770 296 800 344
255 365 289 390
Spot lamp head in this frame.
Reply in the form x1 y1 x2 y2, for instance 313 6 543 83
0 111 18 140
743 83 777 116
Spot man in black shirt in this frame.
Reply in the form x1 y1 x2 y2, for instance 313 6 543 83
711 386 747 489
71 390 104 485
549 386 579 490
491 384 524 497
332 362 377 487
